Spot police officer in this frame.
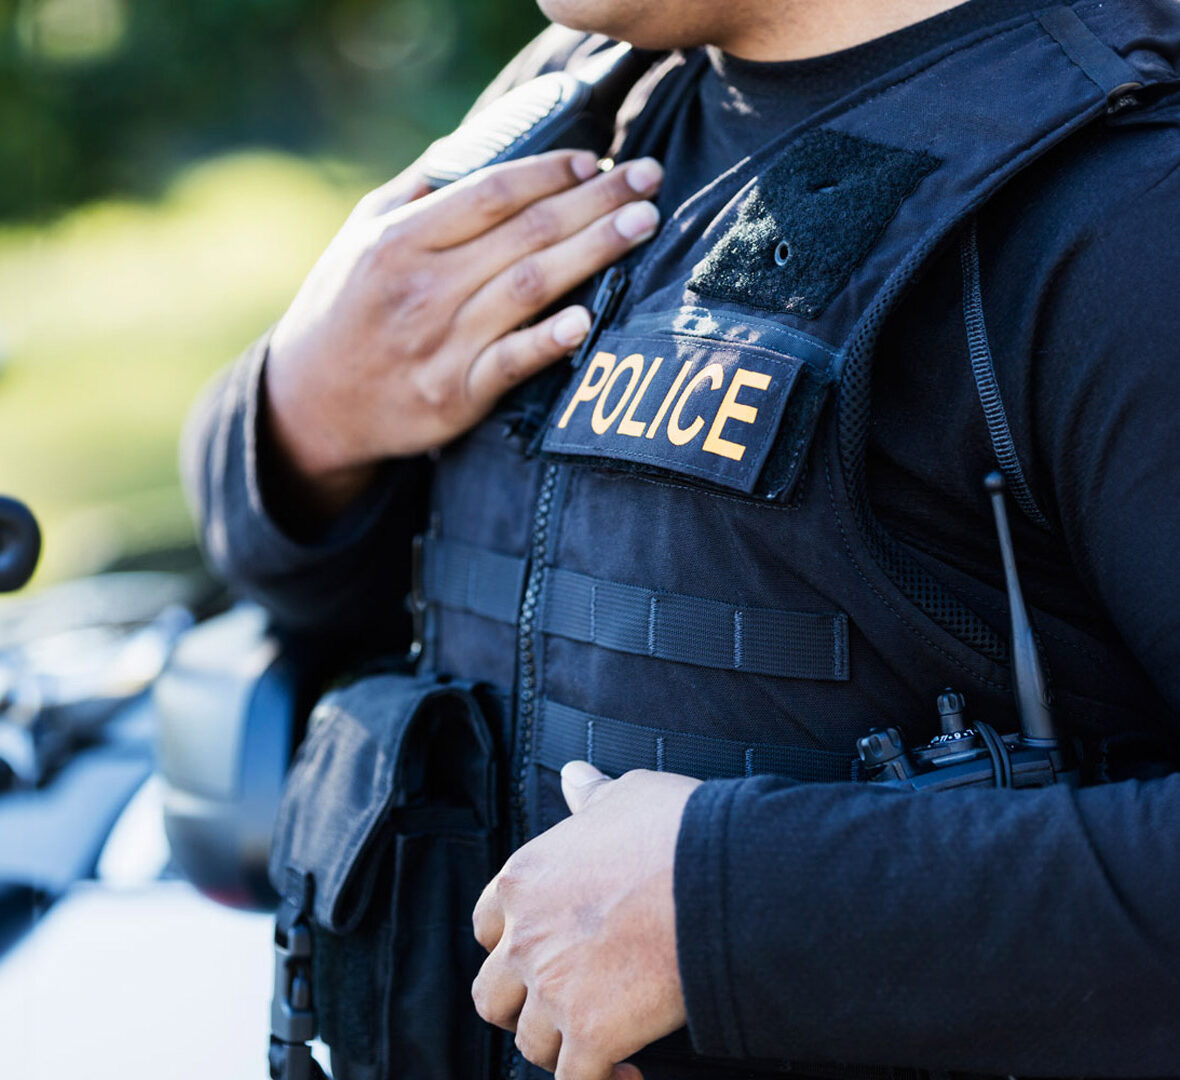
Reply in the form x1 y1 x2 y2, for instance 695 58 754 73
185 0 1180 1077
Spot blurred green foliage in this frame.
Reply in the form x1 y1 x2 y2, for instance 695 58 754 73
0 0 547 220
0 152 367 582
0 0 548 585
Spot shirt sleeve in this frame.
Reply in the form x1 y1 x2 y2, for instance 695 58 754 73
676 773 1180 1076
1028 161 1180 718
675 117 1180 1075
180 334 427 650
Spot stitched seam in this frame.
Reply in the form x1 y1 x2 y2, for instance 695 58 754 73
825 456 1008 689
960 223 1052 529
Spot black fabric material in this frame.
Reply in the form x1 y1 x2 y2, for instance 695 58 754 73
1038 5 1142 94
678 772 1180 1076
688 129 940 318
422 536 851 680
182 1 1180 1077
313 918 392 1066
269 673 500 1080
534 699 859 783
270 674 494 934
421 535 527 627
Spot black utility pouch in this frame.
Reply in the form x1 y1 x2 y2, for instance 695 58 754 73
269 674 499 1080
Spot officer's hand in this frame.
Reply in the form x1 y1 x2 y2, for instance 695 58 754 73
264 151 663 516
472 762 702 1080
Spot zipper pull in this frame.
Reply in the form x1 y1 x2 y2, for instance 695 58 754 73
570 267 628 369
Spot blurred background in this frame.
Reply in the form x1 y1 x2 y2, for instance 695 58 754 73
0 0 546 1074
1 0 545 584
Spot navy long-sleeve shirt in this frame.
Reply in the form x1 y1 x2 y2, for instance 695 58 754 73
183 1 1180 1073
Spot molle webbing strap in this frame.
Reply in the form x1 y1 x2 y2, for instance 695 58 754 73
420 537 851 681
542 565 849 680
535 699 861 783
1038 6 1142 98
420 535 527 625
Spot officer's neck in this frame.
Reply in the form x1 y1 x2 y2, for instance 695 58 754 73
718 0 972 61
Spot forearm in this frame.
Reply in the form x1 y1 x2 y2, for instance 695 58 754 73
676 774 1180 1076
181 335 428 648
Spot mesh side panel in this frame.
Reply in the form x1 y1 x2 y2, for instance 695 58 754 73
874 528 1008 660
837 228 1008 663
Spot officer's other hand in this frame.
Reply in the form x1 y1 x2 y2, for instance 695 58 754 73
264 151 663 517
472 761 701 1080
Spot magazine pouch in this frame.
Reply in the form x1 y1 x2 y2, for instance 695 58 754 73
269 673 499 1080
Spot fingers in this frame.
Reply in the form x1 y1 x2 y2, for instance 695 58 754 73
473 876 507 951
400 150 600 250
353 170 434 220
471 947 526 1031
465 305 591 407
457 200 660 345
612 1065 644 1080
513 998 563 1073
555 1039 618 1080
457 158 663 291
561 761 612 814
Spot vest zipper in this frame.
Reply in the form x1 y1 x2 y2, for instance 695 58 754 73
513 266 628 844
570 266 629 369
503 465 559 1080
512 463 558 848
505 267 628 1080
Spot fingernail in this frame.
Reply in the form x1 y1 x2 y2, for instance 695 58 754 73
615 201 660 241
561 760 604 786
626 157 664 194
571 152 600 181
553 307 591 347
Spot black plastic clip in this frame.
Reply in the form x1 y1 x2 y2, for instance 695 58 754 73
1105 80 1143 116
269 896 324 1080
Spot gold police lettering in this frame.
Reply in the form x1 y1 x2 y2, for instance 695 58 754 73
557 350 772 462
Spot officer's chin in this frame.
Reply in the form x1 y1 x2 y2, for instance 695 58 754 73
537 0 716 52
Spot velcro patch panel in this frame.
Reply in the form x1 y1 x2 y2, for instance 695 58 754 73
689 128 940 319
540 329 805 494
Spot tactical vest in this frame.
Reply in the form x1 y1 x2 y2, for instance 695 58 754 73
271 5 1180 1080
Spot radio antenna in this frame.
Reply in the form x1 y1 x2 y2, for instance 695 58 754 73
985 472 1055 742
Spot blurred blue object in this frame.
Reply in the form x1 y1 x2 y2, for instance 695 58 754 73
0 700 152 893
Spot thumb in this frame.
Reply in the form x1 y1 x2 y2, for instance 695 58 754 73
612 1064 643 1080
561 759 611 814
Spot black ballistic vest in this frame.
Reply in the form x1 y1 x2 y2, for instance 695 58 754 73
273 6 1180 1080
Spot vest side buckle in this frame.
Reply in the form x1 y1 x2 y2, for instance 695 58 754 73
269 899 322 1080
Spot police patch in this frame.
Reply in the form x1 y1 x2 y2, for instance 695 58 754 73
540 327 806 493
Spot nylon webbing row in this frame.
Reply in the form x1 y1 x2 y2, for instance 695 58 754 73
421 537 850 681
421 536 527 624
543 566 850 680
535 699 861 783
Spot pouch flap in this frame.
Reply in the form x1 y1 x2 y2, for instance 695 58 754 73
268 675 496 934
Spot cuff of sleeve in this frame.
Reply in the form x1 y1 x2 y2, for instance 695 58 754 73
674 778 750 1059
242 338 402 561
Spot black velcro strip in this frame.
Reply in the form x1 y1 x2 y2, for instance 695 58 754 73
689 128 939 319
